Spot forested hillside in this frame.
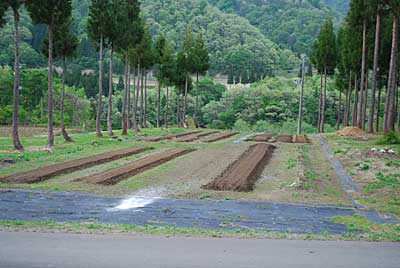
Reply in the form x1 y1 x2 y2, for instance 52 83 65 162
0 0 351 73
0 0 302 74
208 0 349 54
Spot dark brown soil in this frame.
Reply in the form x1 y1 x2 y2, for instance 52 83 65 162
175 130 219 142
77 148 195 185
249 132 273 142
140 131 203 142
294 134 312 144
0 146 151 184
274 135 294 143
203 144 276 192
198 132 238 143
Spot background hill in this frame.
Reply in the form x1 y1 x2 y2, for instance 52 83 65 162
0 0 349 74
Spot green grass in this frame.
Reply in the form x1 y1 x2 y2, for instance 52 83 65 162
0 219 396 241
332 214 400 242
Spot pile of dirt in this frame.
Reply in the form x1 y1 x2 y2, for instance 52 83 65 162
199 132 238 143
76 148 195 185
0 146 151 184
336 127 365 137
203 144 276 192
274 135 293 143
249 132 273 142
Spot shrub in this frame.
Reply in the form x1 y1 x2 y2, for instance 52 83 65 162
233 119 252 131
376 131 400 145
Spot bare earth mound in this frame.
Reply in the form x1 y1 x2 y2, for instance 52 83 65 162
274 134 293 143
249 132 273 142
76 148 195 185
0 146 151 184
336 127 365 137
198 132 238 143
203 144 276 192
175 130 219 142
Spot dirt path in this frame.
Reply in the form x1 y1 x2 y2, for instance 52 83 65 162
77 148 195 185
204 144 276 192
0 146 151 184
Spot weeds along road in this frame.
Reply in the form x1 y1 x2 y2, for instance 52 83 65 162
0 231 399 268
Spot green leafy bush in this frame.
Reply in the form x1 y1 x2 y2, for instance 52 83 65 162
376 131 400 145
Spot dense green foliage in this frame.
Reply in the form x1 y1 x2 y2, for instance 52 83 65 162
0 66 90 127
201 76 338 132
208 0 348 55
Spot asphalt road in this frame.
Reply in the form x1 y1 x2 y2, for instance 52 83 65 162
0 231 399 268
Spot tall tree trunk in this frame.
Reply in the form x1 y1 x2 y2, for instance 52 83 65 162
144 71 147 128
107 46 114 136
165 87 169 128
133 62 140 130
321 67 327 133
176 92 180 126
47 24 55 147
376 84 382 132
96 33 103 137
317 73 323 132
385 15 399 133
358 18 367 129
139 69 144 128
131 67 136 129
121 52 128 135
194 72 199 128
362 70 369 130
337 91 342 130
184 74 188 119
11 8 23 150
344 70 352 127
157 80 161 128
61 57 72 142
368 11 381 133
127 65 131 129
352 73 359 126
297 58 305 135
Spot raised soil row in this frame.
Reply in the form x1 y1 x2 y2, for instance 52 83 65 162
139 130 203 142
198 132 239 143
203 144 276 192
274 134 311 144
76 148 195 185
0 146 151 184
175 130 219 142
248 132 273 142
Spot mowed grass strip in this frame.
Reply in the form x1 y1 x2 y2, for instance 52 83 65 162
76 148 195 185
0 146 151 184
